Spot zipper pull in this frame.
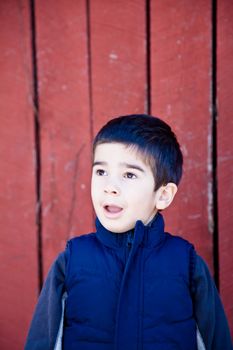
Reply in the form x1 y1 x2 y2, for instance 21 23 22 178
126 231 134 249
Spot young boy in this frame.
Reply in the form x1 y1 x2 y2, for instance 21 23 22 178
25 114 232 350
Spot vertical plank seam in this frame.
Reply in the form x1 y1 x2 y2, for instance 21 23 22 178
29 0 43 292
86 0 94 139
211 0 219 289
66 145 85 240
86 0 95 227
145 0 151 115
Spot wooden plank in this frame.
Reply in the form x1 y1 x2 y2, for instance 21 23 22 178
150 1 213 270
217 0 233 336
0 1 38 349
35 0 93 275
89 0 147 134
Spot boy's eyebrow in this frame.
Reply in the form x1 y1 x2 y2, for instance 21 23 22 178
121 162 145 172
93 161 145 172
92 161 107 167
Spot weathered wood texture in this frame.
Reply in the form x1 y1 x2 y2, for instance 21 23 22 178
35 0 93 275
89 0 147 134
0 1 232 348
0 1 38 349
150 0 213 270
217 0 233 335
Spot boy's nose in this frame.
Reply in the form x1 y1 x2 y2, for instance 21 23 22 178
104 183 120 195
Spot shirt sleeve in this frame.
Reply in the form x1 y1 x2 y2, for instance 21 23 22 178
24 251 66 350
193 254 233 350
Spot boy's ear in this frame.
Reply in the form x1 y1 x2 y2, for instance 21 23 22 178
154 183 178 210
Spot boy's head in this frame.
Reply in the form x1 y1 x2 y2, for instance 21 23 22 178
91 114 183 233
93 114 183 190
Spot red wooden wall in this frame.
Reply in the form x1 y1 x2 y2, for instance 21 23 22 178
0 1 232 348
0 2 38 349
217 0 233 335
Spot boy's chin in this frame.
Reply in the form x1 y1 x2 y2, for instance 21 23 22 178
99 219 135 233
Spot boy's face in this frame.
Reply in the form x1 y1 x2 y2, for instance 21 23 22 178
91 142 158 233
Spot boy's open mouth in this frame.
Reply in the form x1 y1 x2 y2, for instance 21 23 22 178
104 205 123 214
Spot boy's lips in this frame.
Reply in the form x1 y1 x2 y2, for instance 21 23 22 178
102 204 124 218
104 205 123 214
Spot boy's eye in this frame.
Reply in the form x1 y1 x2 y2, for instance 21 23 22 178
96 169 107 176
124 172 137 179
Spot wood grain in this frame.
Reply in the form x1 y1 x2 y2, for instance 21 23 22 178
35 0 93 275
217 0 233 336
150 0 213 270
0 1 38 348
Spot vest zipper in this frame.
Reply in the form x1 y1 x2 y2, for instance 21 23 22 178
115 228 141 349
125 231 134 262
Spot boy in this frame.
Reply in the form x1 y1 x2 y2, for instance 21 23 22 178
25 114 232 350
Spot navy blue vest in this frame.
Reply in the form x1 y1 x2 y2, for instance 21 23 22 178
63 214 197 350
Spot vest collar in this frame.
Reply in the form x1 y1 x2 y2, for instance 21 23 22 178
95 212 165 249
